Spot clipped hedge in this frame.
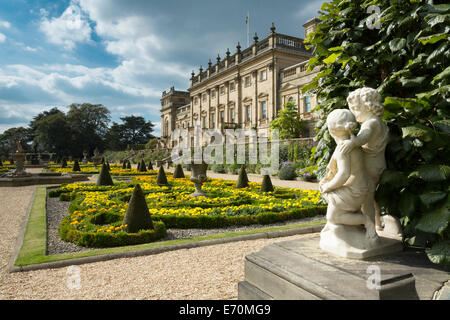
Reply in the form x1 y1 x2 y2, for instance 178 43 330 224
59 218 166 248
152 206 326 229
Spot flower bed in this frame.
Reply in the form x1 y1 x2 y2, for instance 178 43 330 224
47 164 158 176
53 173 325 248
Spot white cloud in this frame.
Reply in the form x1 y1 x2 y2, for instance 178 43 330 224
39 0 92 50
0 33 5 43
0 20 11 29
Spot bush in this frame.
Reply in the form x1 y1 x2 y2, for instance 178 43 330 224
59 218 166 248
96 163 114 186
261 175 274 193
278 164 297 181
236 166 249 188
306 0 450 268
211 164 226 173
173 164 185 178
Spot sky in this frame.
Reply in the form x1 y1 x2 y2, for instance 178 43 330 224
0 0 323 136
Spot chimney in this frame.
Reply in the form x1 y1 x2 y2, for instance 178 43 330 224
302 17 320 38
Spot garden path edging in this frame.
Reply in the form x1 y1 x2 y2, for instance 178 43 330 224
8 224 323 273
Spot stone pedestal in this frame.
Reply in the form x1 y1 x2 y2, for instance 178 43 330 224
238 234 450 300
319 223 403 259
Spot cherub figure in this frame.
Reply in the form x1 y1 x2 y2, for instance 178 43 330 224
340 87 389 233
319 109 375 238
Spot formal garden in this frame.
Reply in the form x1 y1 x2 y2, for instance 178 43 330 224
46 164 324 248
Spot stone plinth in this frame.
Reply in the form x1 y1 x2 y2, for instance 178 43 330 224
319 223 403 259
238 234 450 300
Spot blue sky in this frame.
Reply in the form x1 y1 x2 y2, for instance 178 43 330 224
0 0 323 136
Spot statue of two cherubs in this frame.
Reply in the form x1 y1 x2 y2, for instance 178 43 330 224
319 87 389 245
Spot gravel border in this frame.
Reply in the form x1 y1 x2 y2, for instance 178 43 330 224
46 189 325 255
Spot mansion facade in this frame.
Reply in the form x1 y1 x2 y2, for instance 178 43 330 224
160 18 320 149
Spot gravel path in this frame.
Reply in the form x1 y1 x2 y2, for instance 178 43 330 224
0 168 321 300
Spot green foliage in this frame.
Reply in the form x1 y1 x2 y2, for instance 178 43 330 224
173 164 185 178
261 175 274 193
236 166 249 188
96 163 114 186
305 0 450 268
123 184 154 233
278 164 298 181
138 159 147 172
72 160 81 172
156 166 168 185
59 217 166 248
60 158 67 168
270 101 307 139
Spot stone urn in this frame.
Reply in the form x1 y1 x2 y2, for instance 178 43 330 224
189 160 208 197
9 140 31 177
82 151 88 165
92 148 102 168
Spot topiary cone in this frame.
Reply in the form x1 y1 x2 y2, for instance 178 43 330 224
156 166 168 185
148 160 153 170
261 174 274 192
0 159 3 167
72 159 81 172
236 166 249 188
61 158 67 168
126 160 132 169
106 161 111 171
96 163 114 186
173 164 185 178
139 159 147 172
122 184 154 233
122 161 127 169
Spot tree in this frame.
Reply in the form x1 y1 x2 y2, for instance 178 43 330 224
106 115 154 151
66 103 111 157
31 109 72 156
305 0 450 268
270 101 307 140
0 127 32 158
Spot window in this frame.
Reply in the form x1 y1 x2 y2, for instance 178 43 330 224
202 94 207 102
289 97 294 103
245 76 251 87
211 90 216 98
230 81 235 91
211 112 215 128
194 97 198 105
220 86 225 95
202 116 206 128
260 70 267 81
304 95 311 113
230 108 235 123
260 101 267 120
220 110 224 123
246 105 251 122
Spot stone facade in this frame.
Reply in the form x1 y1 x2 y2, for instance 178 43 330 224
160 18 320 148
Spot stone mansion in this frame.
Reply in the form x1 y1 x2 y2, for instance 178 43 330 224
160 18 320 149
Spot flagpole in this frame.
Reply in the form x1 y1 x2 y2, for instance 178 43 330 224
246 12 249 48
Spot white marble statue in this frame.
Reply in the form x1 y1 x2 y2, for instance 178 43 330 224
319 89 402 259
319 109 374 237
340 87 389 232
